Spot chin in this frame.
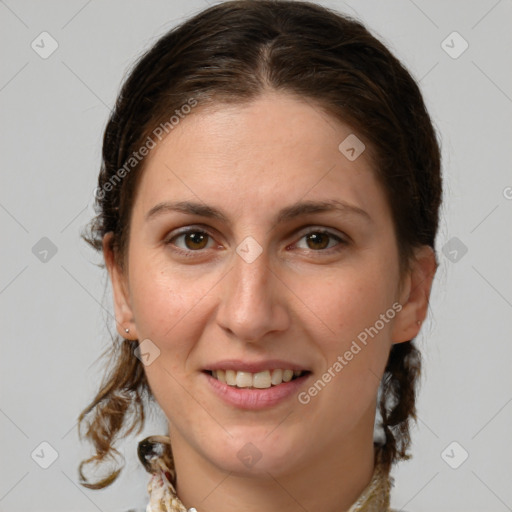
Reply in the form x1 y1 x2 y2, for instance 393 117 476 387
205 429 303 476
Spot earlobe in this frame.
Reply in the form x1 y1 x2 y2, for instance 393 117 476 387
391 245 437 344
102 232 137 339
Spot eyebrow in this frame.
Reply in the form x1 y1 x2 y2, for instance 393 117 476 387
145 199 371 225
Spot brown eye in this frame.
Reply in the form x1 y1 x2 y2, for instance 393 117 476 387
183 231 209 250
294 229 347 253
166 229 214 252
305 232 330 250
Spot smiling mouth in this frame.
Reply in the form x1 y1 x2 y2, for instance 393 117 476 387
204 369 310 389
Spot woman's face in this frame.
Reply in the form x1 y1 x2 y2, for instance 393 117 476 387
106 91 430 477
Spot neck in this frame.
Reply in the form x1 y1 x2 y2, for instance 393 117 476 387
169 410 378 512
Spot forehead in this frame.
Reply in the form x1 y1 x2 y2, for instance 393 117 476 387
132 92 389 223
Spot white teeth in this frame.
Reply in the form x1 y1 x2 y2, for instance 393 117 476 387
210 368 305 388
271 368 283 385
282 369 293 382
253 370 271 389
236 371 253 388
225 370 236 386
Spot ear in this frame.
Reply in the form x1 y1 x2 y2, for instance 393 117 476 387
391 245 437 344
102 232 138 340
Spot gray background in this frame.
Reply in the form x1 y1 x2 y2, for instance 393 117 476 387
1 0 511 511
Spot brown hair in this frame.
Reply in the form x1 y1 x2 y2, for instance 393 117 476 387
78 0 442 489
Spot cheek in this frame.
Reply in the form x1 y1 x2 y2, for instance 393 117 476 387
297 262 398 340
129 265 201 409
129 260 194 346
296 263 397 399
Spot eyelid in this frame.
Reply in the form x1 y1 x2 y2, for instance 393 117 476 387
294 225 349 242
164 225 349 255
290 227 348 253
164 226 219 252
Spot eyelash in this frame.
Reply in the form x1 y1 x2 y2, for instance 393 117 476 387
164 226 348 257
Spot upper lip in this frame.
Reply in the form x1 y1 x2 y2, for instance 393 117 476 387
204 359 310 373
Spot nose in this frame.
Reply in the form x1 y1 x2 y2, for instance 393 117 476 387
216 247 290 342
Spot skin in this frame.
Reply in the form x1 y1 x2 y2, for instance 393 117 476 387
103 91 436 512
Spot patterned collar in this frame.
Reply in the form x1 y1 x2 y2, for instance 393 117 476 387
138 436 393 512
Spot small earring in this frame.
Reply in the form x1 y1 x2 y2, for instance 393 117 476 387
125 327 130 333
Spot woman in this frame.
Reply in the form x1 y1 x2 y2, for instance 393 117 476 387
78 1 441 510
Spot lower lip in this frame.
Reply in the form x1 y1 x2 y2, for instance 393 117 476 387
202 371 311 410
